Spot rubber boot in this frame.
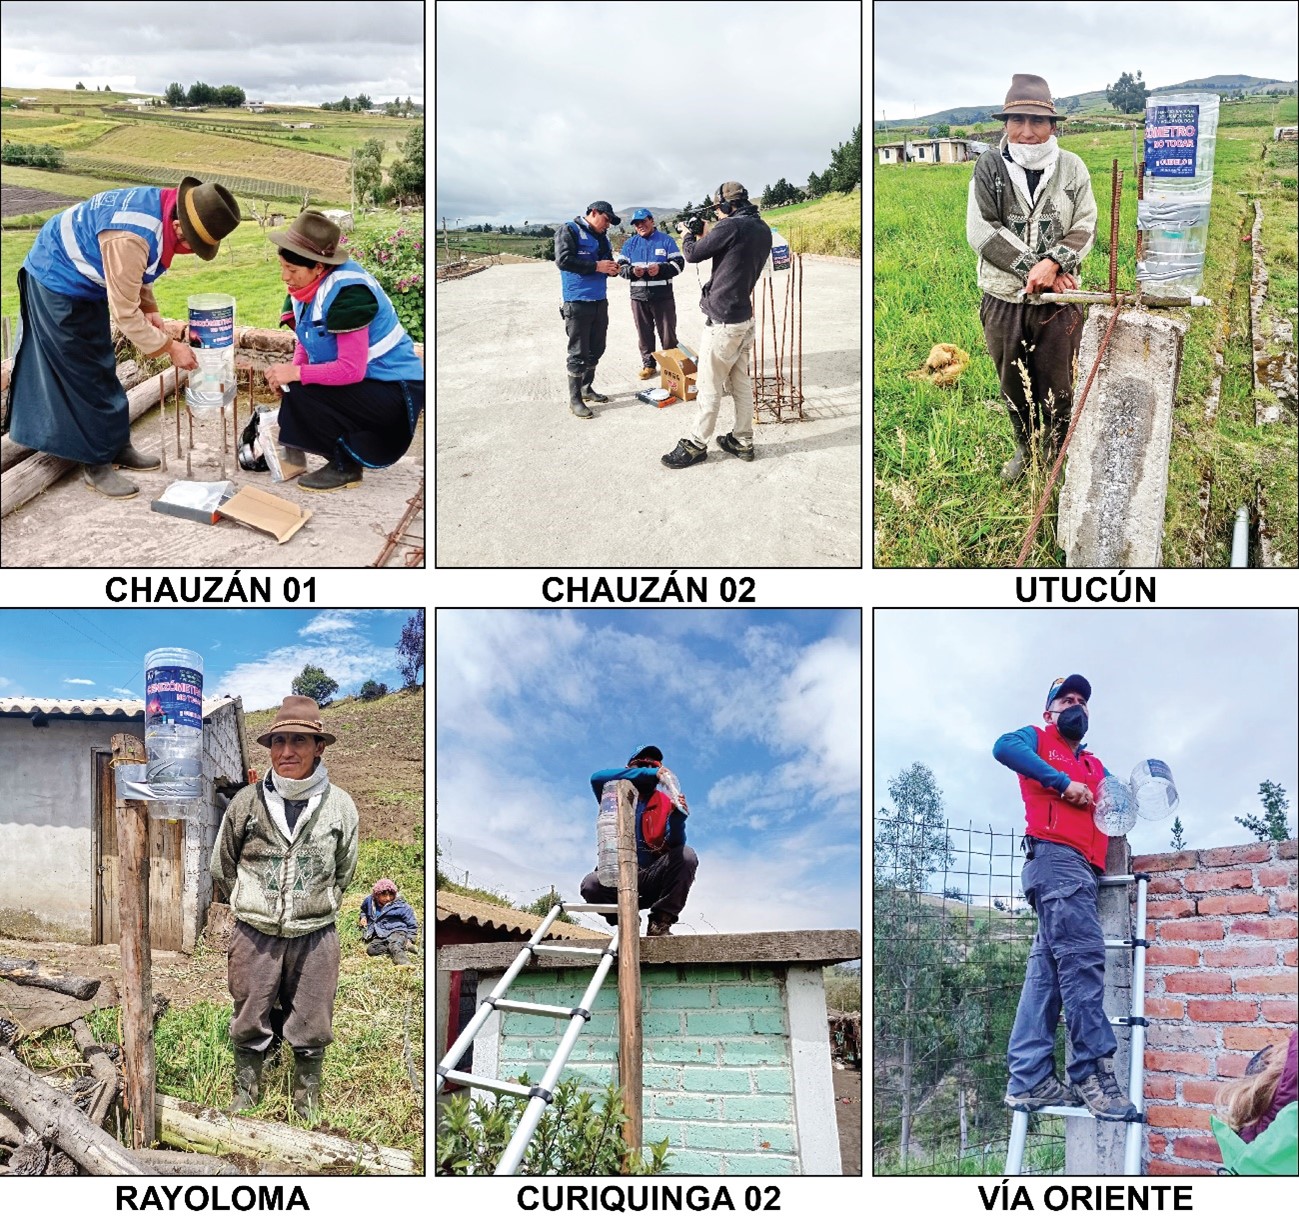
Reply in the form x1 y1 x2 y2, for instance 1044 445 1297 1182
230 1046 264 1113
83 463 139 498
581 369 609 403
1041 405 1072 471
113 442 161 471
291 1049 324 1121
300 450 363 492
282 446 307 468
569 374 593 418
1000 409 1033 484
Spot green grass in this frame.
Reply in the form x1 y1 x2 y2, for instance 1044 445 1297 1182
874 101 1297 567
2 208 422 335
13 837 424 1171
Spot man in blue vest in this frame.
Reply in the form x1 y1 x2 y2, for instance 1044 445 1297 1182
7 177 240 498
554 201 621 418
615 209 684 380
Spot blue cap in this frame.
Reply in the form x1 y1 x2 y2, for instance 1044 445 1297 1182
630 208 653 222
1045 674 1091 710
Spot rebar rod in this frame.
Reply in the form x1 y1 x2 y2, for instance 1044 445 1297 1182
157 374 167 472
174 373 181 458
797 254 804 416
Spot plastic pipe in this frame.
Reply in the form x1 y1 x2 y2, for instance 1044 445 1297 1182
1230 506 1249 567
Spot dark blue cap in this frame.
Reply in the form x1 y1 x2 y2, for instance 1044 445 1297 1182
586 200 621 224
1046 674 1091 709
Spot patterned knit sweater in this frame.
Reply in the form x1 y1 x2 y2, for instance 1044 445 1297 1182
211 780 359 938
966 137 1097 304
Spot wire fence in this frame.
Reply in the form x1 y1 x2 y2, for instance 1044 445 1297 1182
873 812 1068 1176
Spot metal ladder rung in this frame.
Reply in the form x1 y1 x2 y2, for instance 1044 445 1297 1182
494 998 583 1018
439 1069 533 1099
561 902 619 913
1104 938 1138 949
533 942 608 957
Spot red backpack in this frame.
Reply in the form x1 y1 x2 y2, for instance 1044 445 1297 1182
641 790 674 852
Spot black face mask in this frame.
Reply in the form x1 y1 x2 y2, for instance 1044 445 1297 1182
1055 706 1088 741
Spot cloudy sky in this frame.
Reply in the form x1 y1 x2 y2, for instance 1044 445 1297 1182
874 609 1299 902
873 0 1299 122
0 1 424 105
436 610 862 940
0 609 420 712
436 1 862 226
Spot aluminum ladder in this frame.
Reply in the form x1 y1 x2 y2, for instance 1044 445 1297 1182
1005 871 1152 1176
436 900 621 1176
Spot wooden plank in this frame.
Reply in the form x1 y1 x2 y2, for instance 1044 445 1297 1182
97 752 120 946
148 817 184 952
0 976 119 1038
614 780 642 1158
440 928 864 973
112 732 155 1150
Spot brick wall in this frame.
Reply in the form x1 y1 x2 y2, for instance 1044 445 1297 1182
1133 838 1298 1175
492 963 801 1175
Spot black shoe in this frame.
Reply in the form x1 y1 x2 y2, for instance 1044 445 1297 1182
581 371 609 403
83 463 139 498
716 432 755 462
646 918 674 937
661 438 707 469
569 373 593 418
1000 444 1028 483
1004 1073 1080 1112
113 442 161 471
1073 1065 1137 1121
300 452 363 492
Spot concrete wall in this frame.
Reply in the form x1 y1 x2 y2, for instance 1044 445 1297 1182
473 961 841 1175
1133 838 1298 1175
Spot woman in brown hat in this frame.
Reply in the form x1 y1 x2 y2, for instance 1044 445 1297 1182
7 176 241 498
261 210 425 492
210 695 359 1121
966 73 1097 482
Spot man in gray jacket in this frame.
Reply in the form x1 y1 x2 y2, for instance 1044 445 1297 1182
211 695 359 1121
967 74 1097 482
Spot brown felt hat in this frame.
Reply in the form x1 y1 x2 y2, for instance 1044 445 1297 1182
267 209 348 265
992 74 1066 122
256 695 337 747
176 176 241 261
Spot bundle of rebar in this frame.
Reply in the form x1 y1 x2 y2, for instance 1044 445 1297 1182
749 253 805 423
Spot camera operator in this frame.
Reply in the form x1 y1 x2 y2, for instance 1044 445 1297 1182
661 181 772 469
555 201 622 419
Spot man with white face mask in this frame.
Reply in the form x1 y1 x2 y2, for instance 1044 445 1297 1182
967 74 1097 482
993 674 1138 1123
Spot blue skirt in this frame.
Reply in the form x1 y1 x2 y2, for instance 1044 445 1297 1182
5 268 129 464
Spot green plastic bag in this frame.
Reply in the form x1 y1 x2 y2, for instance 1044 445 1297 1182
1211 1101 1298 1175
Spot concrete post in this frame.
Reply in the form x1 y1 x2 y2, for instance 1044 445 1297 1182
1057 307 1188 567
1065 835 1134 1175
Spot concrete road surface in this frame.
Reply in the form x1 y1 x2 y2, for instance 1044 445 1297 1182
436 257 861 567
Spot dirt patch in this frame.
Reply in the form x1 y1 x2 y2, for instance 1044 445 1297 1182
834 1063 862 1174
2 411 424 569
436 260 862 566
1 184 82 219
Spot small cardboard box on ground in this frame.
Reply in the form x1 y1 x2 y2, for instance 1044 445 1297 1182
654 347 698 402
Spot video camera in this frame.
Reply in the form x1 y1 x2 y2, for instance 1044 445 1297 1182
673 203 714 237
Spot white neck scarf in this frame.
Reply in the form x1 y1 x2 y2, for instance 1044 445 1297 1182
263 765 329 842
1006 135 1059 170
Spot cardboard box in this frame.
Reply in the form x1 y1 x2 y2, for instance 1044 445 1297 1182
217 485 312 544
653 347 698 402
150 480 236 525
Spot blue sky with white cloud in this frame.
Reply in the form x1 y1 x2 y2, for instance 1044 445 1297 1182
0 609 420 711
435 610 862 939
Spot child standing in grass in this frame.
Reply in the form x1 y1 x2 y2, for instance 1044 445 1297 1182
359 878 419 967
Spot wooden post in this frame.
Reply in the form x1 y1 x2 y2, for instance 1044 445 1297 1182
112 732 156 1150
615 779 642 1161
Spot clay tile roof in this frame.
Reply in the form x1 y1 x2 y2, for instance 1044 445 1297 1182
435 890 609 941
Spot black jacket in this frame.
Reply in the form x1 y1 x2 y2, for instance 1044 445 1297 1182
681 206 772 323
553 215 613 275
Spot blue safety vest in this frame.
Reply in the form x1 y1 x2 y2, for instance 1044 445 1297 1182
291 259 424 382
560 220 610 302
23 187 168 300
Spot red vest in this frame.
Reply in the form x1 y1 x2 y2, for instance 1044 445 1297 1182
1019 724 1108 869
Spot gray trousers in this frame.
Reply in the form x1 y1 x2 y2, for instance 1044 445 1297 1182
580 844 699 926
228 920 340 1054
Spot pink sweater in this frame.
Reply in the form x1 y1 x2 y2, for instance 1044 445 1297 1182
293 327 369 386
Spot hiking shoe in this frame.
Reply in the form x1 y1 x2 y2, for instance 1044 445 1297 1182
646 918 674 937
638 366 655 380
300 453 363 492
661 438 707 469
716 432 755 462
113 442 161 471
1004 1073 1080 1112
83 463 139 498
569 373 593 418
1074 1066 1137 1121
1000 444 1027 484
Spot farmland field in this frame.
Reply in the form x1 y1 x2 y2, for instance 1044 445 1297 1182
873 94 1297 568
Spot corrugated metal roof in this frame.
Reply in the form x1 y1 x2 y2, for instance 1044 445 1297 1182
436 890 609 941
0 696 238 719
